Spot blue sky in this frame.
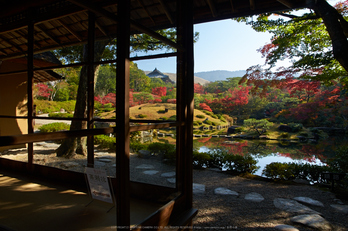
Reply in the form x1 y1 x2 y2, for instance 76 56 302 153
134 19 273 74
133 0 340 74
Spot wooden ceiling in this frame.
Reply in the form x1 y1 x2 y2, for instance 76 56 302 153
0 0 308 61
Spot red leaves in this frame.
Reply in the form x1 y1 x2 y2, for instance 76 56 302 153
151 86 167 97
205 86 251 113
167 99 176 104
199 103 212 112
194 83 204 94
35 83 53 100
94 93 116 106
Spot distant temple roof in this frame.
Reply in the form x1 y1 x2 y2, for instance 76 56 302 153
146 68 174 84
146 68 169 78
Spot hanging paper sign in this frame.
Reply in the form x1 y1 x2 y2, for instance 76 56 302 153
85 167 113 204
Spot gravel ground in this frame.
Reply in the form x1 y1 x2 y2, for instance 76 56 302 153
1 144 347 231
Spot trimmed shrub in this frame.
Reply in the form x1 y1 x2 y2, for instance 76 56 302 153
193 151 211 169
147 142 176 160
203 120 212 125
169 115 177 121
48 113 73 118
211 121 220 126
94 135 115 149
38 122 70 133
263 162 331 182
138 114 147 118
130 141 147 153
279 132 290 139
196 114 205 119
203 110 214 116
223 154 259 174
288 123 303 132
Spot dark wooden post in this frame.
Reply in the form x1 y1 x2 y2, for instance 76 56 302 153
27 12 34 169
87 11 95 167
116 0 131 229
176 0 194 209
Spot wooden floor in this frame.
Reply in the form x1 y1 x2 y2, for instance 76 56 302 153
0 170 164 231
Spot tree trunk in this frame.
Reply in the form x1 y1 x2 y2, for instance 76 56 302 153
56 40 110 158
310 0 348 72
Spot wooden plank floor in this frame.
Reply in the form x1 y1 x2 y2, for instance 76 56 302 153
0 170 164 231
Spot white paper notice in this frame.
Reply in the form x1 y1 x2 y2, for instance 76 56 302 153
85 167 113 204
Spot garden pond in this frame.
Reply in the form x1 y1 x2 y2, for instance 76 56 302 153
194 135 348 177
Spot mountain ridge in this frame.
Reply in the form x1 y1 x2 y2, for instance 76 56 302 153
143 69 246 85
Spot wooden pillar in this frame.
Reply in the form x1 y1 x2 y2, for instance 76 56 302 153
116 0 131 229
176 0 194 208
27 13 34 169
87 11 95 167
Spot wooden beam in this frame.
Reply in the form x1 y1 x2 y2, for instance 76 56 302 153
158 0 174 24
250 0 255 10
116 0 131 229
0 34 24 53
137 0 156 25
176 0 194 210
35 24 61 45
27 14 34 170
0 127 114 147
277 0 293 8
57 19 83 41
206 0 218 17
67 0 182 50
230 0 236 13
87 11 95 168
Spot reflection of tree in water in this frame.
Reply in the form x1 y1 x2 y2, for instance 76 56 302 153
194 137 347 164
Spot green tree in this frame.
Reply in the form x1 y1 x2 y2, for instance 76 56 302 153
54 28 187 158
236 0 348 87
95 65 116 96
130 62 151 92
244 118 273 136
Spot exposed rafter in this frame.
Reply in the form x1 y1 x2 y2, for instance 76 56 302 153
250 0 256 10
158 0 174 24
230 0 236 13
277 0 293 8
58 19 83 41
206 0 218 17
35 24 61 45
83 12 108 36
137 0 156 25
67 0 181 50
0 34 24 53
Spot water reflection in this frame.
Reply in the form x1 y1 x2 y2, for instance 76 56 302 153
195 136 345 176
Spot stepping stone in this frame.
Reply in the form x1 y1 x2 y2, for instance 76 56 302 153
214 187 238 196
94 161 106 167
167 178 176 184
330 204 348 214
274 224 299 231
97 158 112 163
193 183 205 194
293 197 324 207
143 170 159 175
138 150 151 159
274 198 320 214
135 164 154 169
161 172 176 177
94 152 109 156
291 214 331 230
60 162 80 168
43 143 60 149
245 192 264 202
